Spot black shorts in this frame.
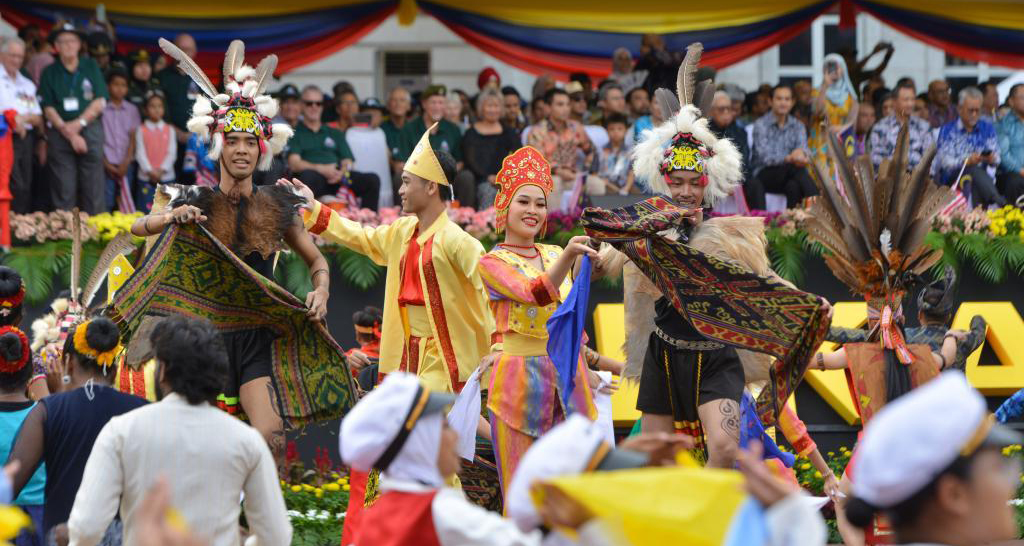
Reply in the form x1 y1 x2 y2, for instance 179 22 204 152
221 327 278 398
636 331 744 424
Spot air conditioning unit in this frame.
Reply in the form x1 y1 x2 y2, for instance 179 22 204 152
381 51 431 96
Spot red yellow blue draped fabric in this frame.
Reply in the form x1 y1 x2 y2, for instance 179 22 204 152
0 0 396 74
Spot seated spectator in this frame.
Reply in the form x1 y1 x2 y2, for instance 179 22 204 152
996 84 1024 205
125 49 159 111
501 86 527 134
67 316 292 546
708 90 750 184
853 100 875 157
443 91 467 133
461 89 520 209
875 90 895 119
361 97 384 128
85 32 113 79
329 88 360 132
748 84 816 209
477 67 500 92
927 79 957 128
380 87 411 161
289 85 380 210
590 82 626 128
861 75 886 104
792 79 813 129
0 35 44 215
980 80 1000 121
566 81 590 125
914 93 930 120
595 112 633 195
895 76 916 94
182 133 218 187
869 82 934 171
7 318 148 542
101 70 139 213
345 103 393 209
134 91 175 212
322 80 354 125
933 86 1004 207
610 47 647 94
39 23 109 214
742 89 771 126
626 87 650 124
528 88 597 195
529 95 548 126
397 85 470 205
273 83 301 127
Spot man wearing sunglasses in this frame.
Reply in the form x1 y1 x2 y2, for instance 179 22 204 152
287 85 381 210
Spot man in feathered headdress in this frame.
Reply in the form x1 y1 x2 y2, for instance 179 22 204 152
585 44 832 469
129 39 334 456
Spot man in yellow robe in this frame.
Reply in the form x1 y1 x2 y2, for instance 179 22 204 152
282 124 494 394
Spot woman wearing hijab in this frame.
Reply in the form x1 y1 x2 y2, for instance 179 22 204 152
339 372 610 546
477 146 602 502
809 54 859 179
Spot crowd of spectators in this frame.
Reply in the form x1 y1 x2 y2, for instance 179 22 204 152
2 22 1023 218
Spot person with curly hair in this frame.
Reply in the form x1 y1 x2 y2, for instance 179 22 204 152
0 324 46 545
5 317 147 544
68 315 291 546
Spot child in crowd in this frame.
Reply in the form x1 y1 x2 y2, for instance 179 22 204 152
134 91 176 211
347 306 382 392
597 112 634 195
100 70 140 213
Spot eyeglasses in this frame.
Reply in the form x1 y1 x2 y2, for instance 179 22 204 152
303 101 323 107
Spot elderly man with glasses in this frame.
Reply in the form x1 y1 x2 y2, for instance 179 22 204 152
933 86 1004 207
287 85 380 210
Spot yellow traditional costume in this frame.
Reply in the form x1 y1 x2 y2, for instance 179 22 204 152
302 126 493 393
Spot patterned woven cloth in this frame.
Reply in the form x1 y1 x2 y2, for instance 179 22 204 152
108 223 355 426
582 196 830 425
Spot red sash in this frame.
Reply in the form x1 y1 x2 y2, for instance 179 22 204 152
352 489 441 546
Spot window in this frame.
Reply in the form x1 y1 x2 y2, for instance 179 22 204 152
943 54 1014 99
777 15 855 87
381 51 431 96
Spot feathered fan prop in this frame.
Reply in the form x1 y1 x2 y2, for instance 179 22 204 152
804 123 955 300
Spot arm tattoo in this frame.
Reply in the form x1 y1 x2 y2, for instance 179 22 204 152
718 399 741 442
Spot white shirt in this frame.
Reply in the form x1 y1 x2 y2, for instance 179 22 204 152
0 68 41 129
67 393 291 546
345 126 393 209
380 478 612 546
135 120 178 182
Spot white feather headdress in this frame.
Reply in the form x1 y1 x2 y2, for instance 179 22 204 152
631 44 742 208
159 38 292 171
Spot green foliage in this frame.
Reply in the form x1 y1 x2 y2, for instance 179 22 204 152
275 252 315 301
766 229 820 286
1 242 63 304
329 248 384 291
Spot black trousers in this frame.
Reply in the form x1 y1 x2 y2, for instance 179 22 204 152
747 164 818 209
961 165 1005 208
997 171 1024 206
10 130 35 214
297 168 381 211
46 121 106 214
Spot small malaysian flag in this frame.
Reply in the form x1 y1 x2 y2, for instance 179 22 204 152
116 175 136 213
941 157 971 216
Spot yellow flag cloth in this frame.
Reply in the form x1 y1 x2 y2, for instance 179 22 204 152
536 466 745 546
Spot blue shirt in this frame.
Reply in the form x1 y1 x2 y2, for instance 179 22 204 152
997 112 1024 175
0 401 44 506
933 117 1000 185
750 112 810 174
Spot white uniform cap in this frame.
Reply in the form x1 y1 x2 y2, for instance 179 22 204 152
853 371 1021 508
339 372 455 474
506 414 648 531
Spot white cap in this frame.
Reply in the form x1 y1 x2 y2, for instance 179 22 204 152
339 373 455 475
506 414 648 531
853 372 1021 508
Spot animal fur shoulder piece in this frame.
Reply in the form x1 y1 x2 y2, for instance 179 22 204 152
162 184 304 259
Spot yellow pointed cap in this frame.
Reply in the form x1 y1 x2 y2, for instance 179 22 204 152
107 254 135 303
404 122 449 186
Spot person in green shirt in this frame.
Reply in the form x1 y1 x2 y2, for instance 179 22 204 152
287 85 380 210
396 84 477 208
156 33 198 144
38 24 109 214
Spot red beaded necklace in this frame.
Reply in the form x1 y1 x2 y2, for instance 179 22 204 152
497 242 540 259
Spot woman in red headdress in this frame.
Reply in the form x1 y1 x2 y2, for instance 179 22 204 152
477 146 603 502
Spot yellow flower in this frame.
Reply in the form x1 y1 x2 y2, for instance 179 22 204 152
302 484 314 492
800 463 811 470
315 489 324 498
290 485 302 493
814 471 822 479
827 452 835 457
0 505 30 539
343 484 351 491
325 483 341 492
